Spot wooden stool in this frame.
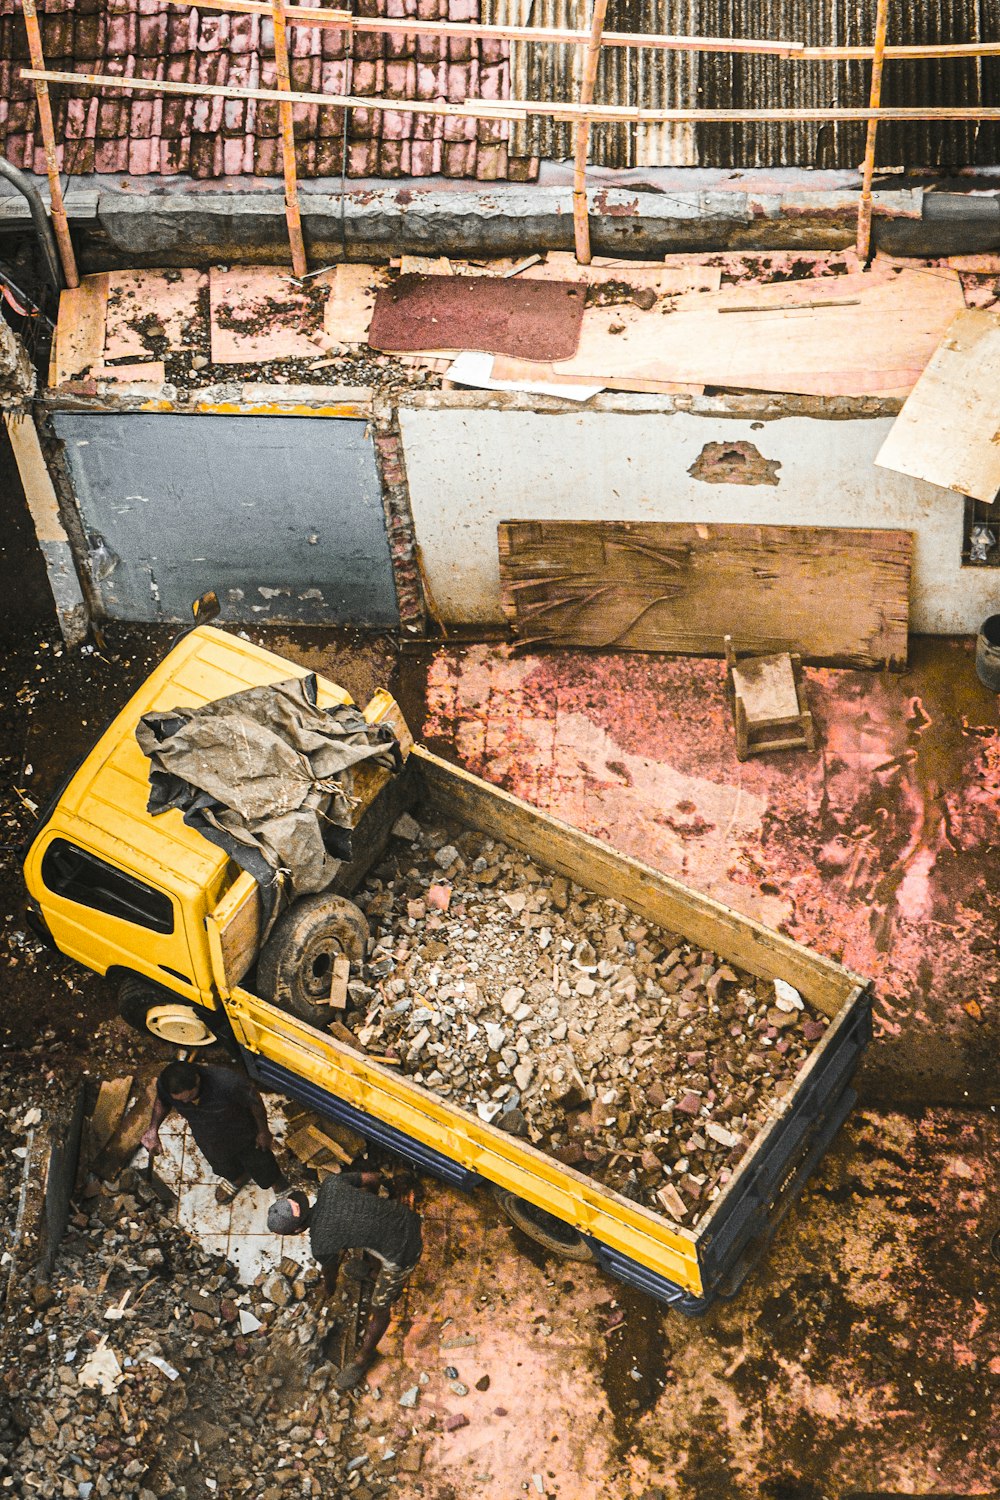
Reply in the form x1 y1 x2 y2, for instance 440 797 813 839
724 635 816 762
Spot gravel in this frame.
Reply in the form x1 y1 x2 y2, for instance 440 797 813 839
350 818 830 1226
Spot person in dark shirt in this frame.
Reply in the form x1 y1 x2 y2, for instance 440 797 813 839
268 1171 423 1391
142 1060 287 1204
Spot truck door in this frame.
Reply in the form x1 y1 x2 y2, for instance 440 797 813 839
32 834 197 999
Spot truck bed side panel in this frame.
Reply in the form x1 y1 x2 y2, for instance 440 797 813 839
411 747 859 1019
696 987 872 1299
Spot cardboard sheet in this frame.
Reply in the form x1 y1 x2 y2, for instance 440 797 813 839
875 308 1000 502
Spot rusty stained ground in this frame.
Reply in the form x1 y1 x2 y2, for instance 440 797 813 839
3 623 998 1498
379 634 998 1499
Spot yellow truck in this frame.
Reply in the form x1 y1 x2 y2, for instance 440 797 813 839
23 624 871 1312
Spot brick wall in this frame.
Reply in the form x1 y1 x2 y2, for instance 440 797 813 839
0 0 539 181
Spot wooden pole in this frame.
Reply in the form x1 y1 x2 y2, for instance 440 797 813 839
19 0 78 288
857 0 890 262
271 0 307 277
27 67 1000 130
573 0 609 264
164 3 1000 61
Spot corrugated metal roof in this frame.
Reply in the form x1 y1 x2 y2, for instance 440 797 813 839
487 0 1000 168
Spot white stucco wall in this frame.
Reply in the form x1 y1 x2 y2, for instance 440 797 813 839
399 406 997 634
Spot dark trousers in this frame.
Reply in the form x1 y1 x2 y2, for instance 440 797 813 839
211 1144 283 1189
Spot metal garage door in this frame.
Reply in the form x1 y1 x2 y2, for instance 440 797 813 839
53 412 399 626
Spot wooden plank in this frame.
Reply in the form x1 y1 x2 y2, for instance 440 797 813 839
85 1077 134 1161
30 67 1000 128
328 954 351 1010
52 273 109 386
97 1071 158 1176
305 1123 353 1164
286 1124 325 1162
493 268 964 398
874 309 1000 503
410 746 857 1017
523 255 722 295
323 264 391 346
497 521 912 669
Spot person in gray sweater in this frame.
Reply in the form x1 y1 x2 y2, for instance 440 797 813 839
268 1171 422 1391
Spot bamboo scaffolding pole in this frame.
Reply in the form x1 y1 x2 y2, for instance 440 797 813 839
572 0 609 265
162 2 1000 61
856 0 890 262
24 68 1000 129
18 0 78 287
271 0 307 277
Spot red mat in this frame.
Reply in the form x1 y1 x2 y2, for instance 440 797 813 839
367 273 586 360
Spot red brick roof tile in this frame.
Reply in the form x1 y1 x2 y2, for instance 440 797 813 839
0 0 538 182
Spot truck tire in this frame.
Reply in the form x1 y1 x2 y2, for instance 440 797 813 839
491 1185 596 1262
117 976 219 1047
257 894 369 1026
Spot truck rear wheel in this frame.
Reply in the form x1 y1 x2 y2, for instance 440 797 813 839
118 976 218 1047
491 1185 596 1262
257 893 369 1026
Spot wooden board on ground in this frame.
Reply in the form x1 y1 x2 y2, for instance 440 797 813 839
104 268 205 360
874 308 1000 502
494 268 963 398
522 253 723 296
96 1070 158 1177
497 520 912 669
50 273 109 387
325 264 391 346
84 1076 133 1162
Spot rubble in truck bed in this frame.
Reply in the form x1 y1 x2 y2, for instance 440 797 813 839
347 816 829 1227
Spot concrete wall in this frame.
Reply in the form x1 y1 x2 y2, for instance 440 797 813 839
398 404 994 635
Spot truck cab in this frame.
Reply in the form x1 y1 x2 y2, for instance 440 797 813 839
23 624 397 1047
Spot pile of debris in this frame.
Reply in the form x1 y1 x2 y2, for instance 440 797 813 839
0 1089 421 1499
350 818 829 1226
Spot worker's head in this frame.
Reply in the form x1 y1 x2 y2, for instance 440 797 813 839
161 1060 201 1105
267 1190 312 1236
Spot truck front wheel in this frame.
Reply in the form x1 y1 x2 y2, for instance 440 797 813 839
491 1185 596 1262
256 893 369 1026
118 976 218 1047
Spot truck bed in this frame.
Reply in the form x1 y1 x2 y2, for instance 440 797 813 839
226 746 871 1311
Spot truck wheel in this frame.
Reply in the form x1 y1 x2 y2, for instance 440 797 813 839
491 1185 596 1262
257 894 369 1026
118 977 218 1047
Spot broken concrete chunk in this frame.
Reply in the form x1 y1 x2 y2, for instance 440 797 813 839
656 1183 688 1220
774 979 804 1012
705 1122 742 1149
392 813 422 842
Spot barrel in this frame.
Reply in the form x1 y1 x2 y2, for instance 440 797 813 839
976 614 1000 691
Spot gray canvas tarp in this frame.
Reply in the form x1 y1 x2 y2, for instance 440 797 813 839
136 676 401 927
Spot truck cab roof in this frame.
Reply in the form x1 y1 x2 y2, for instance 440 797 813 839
47 625 353 900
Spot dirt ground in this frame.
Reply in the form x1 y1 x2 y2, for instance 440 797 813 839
0 579 997 1496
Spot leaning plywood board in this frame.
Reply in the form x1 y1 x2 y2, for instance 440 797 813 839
874 309 1000 503
495 268 963 398
498 521 912 669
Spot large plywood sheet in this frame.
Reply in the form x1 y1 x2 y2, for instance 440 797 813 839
51 273 109 387
498 521 912 668
874 309 1000 503
494 268 964 399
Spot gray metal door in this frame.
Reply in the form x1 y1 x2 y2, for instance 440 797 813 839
53 412 399 626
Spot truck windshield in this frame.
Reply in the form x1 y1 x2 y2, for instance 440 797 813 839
41 839 175 934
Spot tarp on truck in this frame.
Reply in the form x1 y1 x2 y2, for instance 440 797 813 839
136 676 401 925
